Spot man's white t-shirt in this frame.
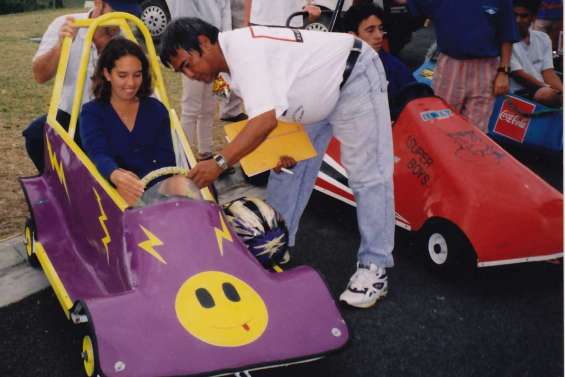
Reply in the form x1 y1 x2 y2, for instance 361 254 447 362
219 26 357 124
249 0 353 27
170 0 232 31
510 30 554 92
33 12 97 115
250 0 306 27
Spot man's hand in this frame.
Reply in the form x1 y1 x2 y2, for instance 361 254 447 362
187 160 223 188
493 72 510 96
110 168 144 206
58 16 79 42
273 155 297 173
304 5 322 22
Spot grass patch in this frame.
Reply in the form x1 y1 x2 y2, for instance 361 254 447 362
0 8 226 238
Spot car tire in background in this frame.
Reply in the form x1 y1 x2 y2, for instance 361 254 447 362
140 0 170 41
419 218 477 277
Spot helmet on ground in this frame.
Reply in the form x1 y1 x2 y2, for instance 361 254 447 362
222 197 289 267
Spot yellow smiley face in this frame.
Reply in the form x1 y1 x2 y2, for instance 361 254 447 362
175 271 269 347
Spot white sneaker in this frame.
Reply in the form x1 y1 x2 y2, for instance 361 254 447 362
339 263 388 308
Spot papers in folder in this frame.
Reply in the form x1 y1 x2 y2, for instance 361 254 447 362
224 120 317 177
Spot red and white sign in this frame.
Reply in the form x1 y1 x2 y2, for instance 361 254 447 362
493 96 536 143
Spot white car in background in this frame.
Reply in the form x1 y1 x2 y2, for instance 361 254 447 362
140 0 174 40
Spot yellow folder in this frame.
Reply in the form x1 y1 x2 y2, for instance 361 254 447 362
224 120 317 177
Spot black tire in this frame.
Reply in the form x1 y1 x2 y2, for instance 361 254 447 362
23 218 40 269
419 219 477 276
140 0 171 41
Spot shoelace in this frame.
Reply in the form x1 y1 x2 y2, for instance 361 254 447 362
350 268 380 289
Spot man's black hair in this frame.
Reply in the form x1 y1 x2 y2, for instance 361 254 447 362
159 17 219 68
342 2 386 34
512 0 542 15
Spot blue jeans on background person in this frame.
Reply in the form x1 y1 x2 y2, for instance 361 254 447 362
23 110 71 173
266 47 395 268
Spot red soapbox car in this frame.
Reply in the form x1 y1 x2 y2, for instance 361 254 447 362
315 89 563 271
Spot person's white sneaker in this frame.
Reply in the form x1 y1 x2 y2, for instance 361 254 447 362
339 263 388 308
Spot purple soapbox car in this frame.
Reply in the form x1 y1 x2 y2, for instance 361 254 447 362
20 13 348 377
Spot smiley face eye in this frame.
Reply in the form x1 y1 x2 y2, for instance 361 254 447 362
222 282 241 302
195 288 215 308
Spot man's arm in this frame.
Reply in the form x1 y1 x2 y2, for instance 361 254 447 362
243 0 252 26
32 42 64 84
493 41 512 96
32 16 78 84
187 110 277 187
511 69 550 91
542 69 563 92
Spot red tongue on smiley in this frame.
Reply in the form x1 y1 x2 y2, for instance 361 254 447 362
242 323 250 331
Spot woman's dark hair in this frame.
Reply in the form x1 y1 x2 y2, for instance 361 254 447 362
513 0 542 15
342 3 386 34
159 17 219 68
91 37 152 101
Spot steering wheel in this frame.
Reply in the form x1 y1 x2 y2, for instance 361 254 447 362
140 166 188 187
285 11 330 32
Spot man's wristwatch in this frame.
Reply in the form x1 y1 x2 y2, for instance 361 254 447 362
212 153 229 171
497 66 510 74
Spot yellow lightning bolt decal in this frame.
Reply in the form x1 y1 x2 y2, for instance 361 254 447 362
46 135 69 199
214 212 233 256
138 225 166 264
93 188 111 263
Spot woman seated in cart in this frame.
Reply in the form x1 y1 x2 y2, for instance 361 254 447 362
80 37 198 206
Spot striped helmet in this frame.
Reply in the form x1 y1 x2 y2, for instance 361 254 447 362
222 197 289 267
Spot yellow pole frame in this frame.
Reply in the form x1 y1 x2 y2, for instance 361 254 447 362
47 12 213 203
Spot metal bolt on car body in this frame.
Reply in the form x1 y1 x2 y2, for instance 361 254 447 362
115 361 126 372
331 328 342 337
70 312 88 324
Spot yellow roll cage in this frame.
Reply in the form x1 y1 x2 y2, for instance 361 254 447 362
47 11 214 207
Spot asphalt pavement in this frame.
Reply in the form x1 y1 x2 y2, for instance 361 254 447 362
0 26 563 377
1 189 563 377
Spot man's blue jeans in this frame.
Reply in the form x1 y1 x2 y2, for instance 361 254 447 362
267 47 395 268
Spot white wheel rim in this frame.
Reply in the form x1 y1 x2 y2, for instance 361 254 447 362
305 23 329 32
141 5 168 36
428 232 448 265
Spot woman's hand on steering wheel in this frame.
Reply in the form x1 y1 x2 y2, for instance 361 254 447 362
110 168 144 206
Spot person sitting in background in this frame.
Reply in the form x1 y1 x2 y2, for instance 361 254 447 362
342 2 415 118
511 0 562 107
80 37 198 206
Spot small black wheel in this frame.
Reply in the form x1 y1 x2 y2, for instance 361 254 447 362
140 0 171 40
23 218 40 269
419 219 477 276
